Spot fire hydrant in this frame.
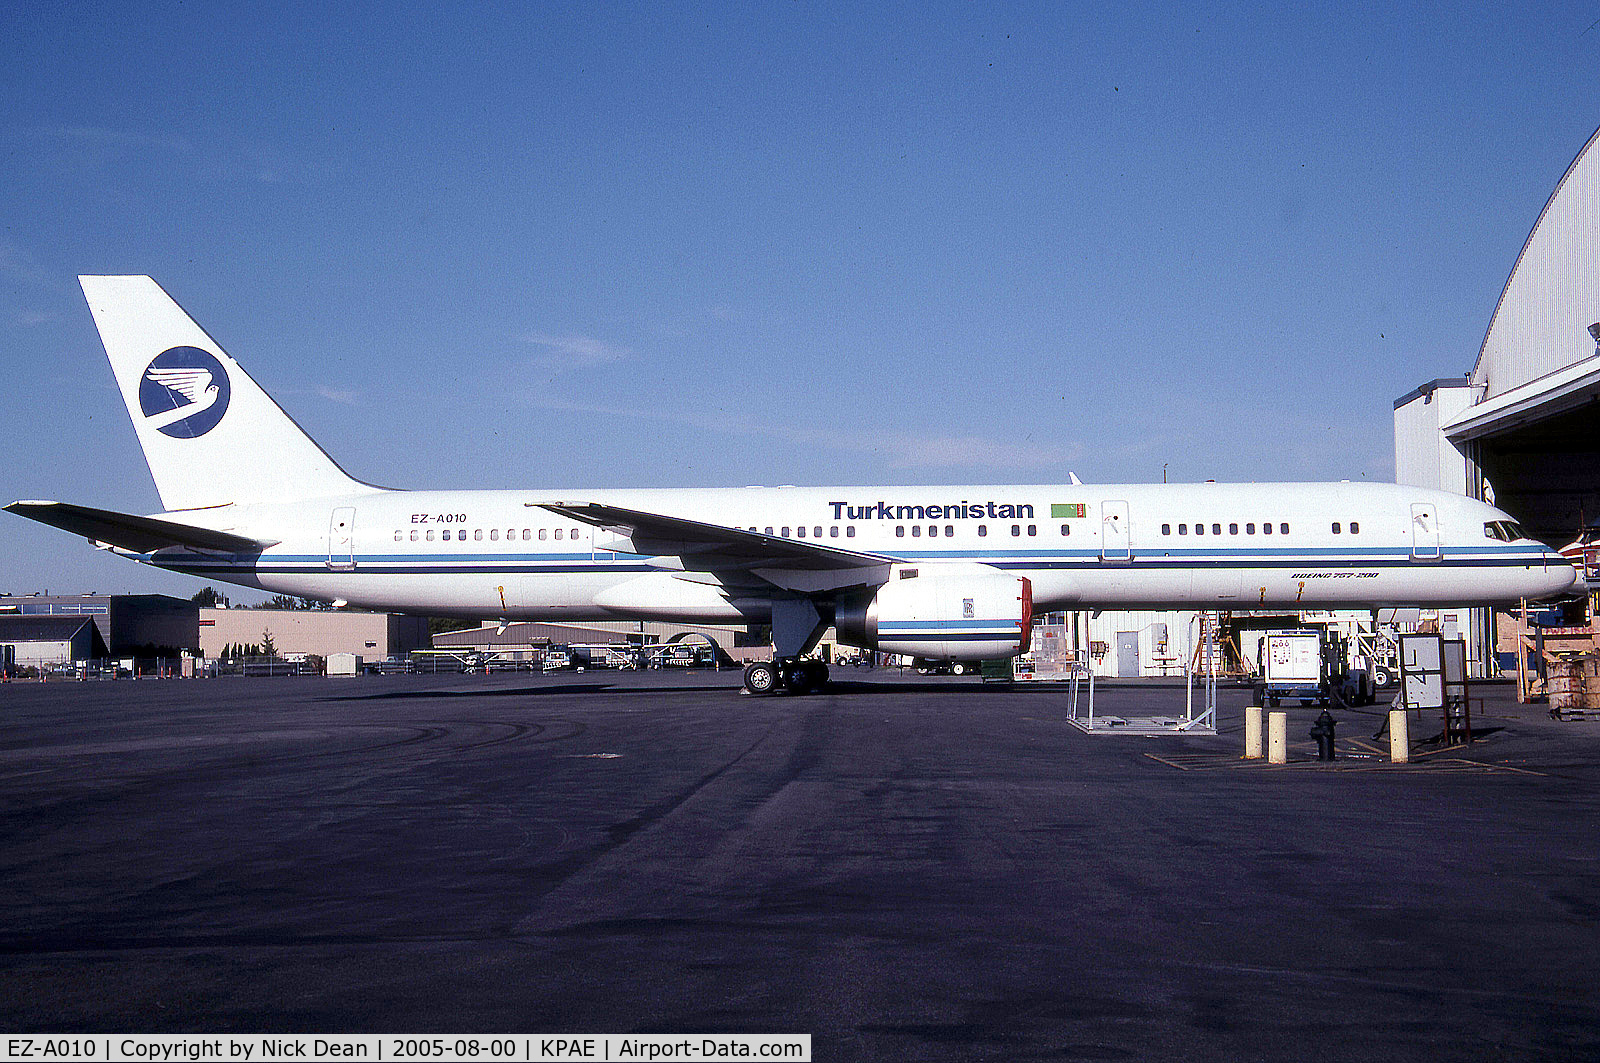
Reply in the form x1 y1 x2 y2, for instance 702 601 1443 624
1310 709 1336 761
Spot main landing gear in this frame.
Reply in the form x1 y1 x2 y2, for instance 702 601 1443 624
743 658 829 696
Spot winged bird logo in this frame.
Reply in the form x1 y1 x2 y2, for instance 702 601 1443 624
138 346 231 438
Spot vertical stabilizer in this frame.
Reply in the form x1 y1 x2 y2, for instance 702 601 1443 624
80 276 378 512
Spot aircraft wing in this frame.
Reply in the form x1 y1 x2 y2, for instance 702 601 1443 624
533 500 895 592
5 500 277 554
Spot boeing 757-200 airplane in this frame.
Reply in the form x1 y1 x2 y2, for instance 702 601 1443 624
6 276 1578 693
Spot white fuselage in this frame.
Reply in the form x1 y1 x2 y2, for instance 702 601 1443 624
134 480 1576 626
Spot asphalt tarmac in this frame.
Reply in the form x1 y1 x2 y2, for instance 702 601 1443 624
3 669 1600 1061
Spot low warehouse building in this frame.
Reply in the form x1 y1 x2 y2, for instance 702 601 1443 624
199 608 430 660
0 615 110 669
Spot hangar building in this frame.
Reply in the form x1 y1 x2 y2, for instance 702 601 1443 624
0 594 197 658
1396 123 1600 668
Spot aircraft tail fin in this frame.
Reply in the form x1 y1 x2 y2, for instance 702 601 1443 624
79 276 378 512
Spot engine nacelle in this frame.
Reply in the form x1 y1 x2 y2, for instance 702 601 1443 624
836 565 1033 660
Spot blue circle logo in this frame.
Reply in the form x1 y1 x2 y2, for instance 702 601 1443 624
138 347 231 438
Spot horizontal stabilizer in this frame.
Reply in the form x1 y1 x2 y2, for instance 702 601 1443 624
4 500 276 554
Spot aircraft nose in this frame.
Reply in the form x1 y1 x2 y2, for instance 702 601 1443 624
1544 553 1581 596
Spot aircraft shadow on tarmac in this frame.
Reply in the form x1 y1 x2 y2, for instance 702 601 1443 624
317 683 619 701
315 678 1069 702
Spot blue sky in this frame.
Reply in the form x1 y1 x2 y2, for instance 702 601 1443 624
4 1 1600 600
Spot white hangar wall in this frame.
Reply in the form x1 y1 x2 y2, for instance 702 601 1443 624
1473 125 1600 401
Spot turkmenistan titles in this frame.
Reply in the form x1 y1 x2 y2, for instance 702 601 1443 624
829 501 1035 521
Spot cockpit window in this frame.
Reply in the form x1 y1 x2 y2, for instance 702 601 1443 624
1484 520 1529 542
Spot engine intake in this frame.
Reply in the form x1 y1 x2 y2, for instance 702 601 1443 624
836 565 1033 660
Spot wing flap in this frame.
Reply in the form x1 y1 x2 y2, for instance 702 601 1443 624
5 500 276 554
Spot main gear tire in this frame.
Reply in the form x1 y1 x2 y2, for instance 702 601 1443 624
744 661 780 695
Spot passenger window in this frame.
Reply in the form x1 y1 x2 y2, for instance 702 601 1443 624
1229 523 1238 535
977 525 987 537
1332 523 1341 534
797 526 806 538
1061 524 1071 536
1179 524 1188 535
1350 522 1359 534
945 525 954 536
538 529 547 540
830 526 840 538
410 530 419 541
553 529 561 540
1280 523 1289 535
1162 524 1171 535
1011 525 1021 536
1028 525 1037 536
1212 524 1221 536
764 527 773 536
1246 523 1255 534
846 526 855 538
572 528 581 539
896 526 905 537
490 529 499 541
523 529 531 541
912 526 921 537
781 527 790 537
1195 523 1204 536
815 526 823 537
426 529 435 541
394 531 402 542
1263 523 1272 535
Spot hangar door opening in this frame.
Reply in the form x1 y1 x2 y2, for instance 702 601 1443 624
1464 401 1600 547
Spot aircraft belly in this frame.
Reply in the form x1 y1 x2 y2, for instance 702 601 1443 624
592 572 753 622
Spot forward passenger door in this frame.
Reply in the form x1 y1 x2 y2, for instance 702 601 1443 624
1410 503 1441 560
1101 500 1131 561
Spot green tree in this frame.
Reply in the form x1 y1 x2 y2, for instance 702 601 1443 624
260 630 277 658
191 586 224 607
429 617 481 636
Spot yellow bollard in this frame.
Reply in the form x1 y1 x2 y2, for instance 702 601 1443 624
1267 711 1287 764
1244 705 1263 759
1389 709 1409 764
